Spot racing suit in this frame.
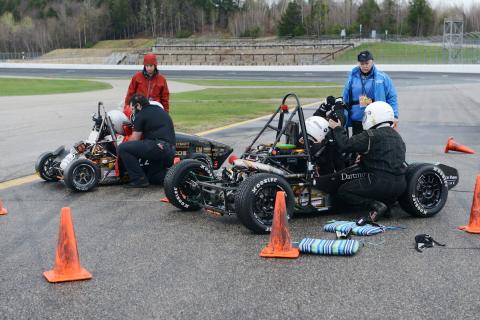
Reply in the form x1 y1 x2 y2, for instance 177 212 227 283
343 65 398 135
331 125 406 210
124 69 170 118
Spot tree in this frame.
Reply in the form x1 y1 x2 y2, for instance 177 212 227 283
277 1 305 36
406 0 433 36
357 0 380 35
381 0 397 35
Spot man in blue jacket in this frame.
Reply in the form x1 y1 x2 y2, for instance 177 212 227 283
343 51 399 135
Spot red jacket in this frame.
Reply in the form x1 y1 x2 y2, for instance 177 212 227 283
124 71 170 118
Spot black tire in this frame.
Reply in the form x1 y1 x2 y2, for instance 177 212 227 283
164 159 214 211
399 164 448 217
35 152 60 182
234 173 294 234
190 153 214 171
63 159 100 192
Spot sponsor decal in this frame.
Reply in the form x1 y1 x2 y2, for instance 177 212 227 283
411 194 428 215
340 172 368 181
173 187 189 208
251 177 278 194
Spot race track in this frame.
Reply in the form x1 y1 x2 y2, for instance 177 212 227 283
1 70 480 320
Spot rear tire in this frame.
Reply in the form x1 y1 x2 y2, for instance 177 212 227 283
164 159 214 211
399 164 448 217
35 152 60 182
63 159 100 192
234 173 294 234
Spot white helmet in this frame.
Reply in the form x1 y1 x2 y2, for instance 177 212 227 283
305 116 329 143
362 101 394 130
107 110 131 135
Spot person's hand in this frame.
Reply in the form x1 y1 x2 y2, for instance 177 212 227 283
328 118 341 129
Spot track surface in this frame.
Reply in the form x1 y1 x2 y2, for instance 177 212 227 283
1 70 480 319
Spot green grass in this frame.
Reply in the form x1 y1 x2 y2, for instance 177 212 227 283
0 78 112 96
333 42 480 64
92 39 155 49
172 79 339 87
170 87 342 133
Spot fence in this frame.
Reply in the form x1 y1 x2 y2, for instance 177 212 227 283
0 52 42 61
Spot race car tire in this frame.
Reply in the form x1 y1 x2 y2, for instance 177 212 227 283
164 159 214 211
63 159 100 192
189 153 214 171
399 163 448 217
35 152 60 182
235 173 294 234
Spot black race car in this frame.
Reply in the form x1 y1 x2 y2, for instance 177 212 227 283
164 93 459 234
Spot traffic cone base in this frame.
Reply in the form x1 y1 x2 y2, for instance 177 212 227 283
44 207 92 283
260 246 300 259
458 175 480 234
444 137 475 154
259 191 299 259
43 268 92 283
0 200 7 215
160 197 170 203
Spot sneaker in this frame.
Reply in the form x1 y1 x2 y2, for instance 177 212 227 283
125 178 150 188
368 201 388 222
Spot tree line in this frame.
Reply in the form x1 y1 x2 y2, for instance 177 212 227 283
1 0 479 54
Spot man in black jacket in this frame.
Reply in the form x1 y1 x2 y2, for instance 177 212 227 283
118 94 176 188
328 101 406 221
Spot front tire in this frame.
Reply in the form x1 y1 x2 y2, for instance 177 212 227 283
234 173 294 234
164 159 214 211
63 159 100 192
399 164 448 217
35 152 60 182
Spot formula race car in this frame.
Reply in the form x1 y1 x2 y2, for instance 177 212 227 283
35 102 233 191
164 93 459 234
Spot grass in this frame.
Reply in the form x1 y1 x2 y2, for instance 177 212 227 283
92 39 155 49
0 78 112 96
170 87 342 133
172 79 340 87
333 42 480 64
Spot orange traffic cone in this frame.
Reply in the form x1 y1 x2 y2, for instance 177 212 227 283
43 207 92 283
260 191 299 259
444 137 475 154
458 176 480 234
160 197 169 203
0 199 7 215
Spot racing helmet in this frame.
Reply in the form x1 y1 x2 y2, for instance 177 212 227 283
362 101 394 130
107 110 131 135
305 116 329 143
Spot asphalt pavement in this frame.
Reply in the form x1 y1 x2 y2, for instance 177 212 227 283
1 71 480 319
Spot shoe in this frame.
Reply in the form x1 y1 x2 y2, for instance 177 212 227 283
368 201 388 222
125 178 150 188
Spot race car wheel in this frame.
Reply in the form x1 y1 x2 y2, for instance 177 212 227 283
63 159 100 192
190 153 214 171
164 159 214 211
35 152 60 182
399 164 448 217
235 173 294 234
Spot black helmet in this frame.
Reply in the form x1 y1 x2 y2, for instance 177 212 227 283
129 94 149 107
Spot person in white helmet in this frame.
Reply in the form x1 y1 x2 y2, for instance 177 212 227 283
328 101 406 222
302 115 347 175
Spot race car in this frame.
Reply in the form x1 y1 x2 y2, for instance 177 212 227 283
164 93 459 234
35 102 233 191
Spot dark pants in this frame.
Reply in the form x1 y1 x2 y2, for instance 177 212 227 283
118 140 175 184
351 121 363 136
337 171 406 210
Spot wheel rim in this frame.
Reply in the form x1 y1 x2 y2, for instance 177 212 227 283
41 156 56 179
415 172 443 209
252 185 285 226
72 164 96 188
177 168 211 205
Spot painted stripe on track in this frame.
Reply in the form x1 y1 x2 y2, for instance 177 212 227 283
0 101 320 190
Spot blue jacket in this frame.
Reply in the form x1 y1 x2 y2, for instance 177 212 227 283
342 65 398 124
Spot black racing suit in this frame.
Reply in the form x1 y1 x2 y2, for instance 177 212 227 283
331 125 406 209
118 104 176 184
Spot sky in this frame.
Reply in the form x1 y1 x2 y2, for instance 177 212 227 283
428 0 479 9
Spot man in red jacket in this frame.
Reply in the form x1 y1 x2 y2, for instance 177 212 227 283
124 53 170 118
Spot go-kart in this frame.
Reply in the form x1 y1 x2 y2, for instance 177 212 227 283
164 93 459 234
35 102 233 191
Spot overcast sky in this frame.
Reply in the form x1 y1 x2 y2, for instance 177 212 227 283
428 0 479 9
